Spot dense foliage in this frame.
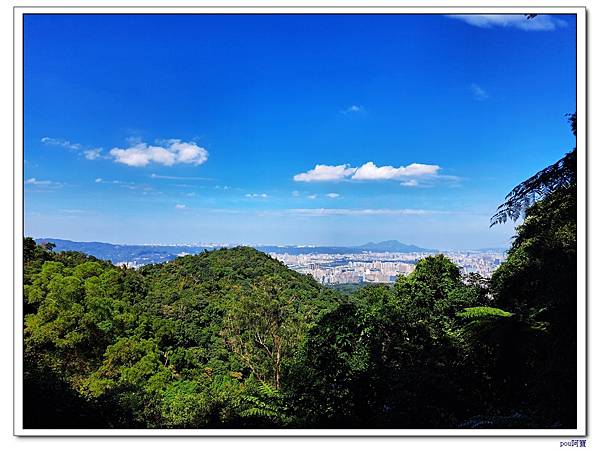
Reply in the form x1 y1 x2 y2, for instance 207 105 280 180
23 243 341 428
23 231 576 429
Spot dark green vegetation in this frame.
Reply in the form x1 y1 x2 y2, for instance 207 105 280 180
326 282 367 295
22 117 577 429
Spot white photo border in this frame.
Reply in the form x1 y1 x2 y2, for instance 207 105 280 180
13 3 587 437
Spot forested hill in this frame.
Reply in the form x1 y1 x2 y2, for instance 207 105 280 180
23 244 345 427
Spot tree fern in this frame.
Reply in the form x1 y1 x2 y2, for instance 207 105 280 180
490 113 576 226
238 382 289 425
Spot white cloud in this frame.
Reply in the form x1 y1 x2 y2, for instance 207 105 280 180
175 204 187 210
470 83 489 101
94 178 103 183
352 162 440 180
325 193 340 198
110 139 208 167
307 194 317 199
41 137 81 150
294 162 442 183
341 105 364 114
293 164 356 182
447 14 566 31
25 177 60 187
83 148 103 160
245 193 268 198
291 190 301 197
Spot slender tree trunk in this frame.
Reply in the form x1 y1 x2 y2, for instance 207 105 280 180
274 335 281 390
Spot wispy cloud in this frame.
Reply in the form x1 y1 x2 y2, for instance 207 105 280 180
447 14 567 31
470 83 489 101
41 137 81 150
245 193 268 198
341 105 365 114
293 162 442 183
175 207 475 219
59 209 86 214
42 136 106 160
307 194 317 199
401 180 419 187
175 204 187 210
150 173 212 181
93 178 157 193
110 139 208 167
25 177 62 187
83 148 103 160
325 193 340 198
281 208 443 217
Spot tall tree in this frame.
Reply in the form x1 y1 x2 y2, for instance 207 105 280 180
222 275 306 389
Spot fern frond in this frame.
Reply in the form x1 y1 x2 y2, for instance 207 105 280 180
490 149 576 227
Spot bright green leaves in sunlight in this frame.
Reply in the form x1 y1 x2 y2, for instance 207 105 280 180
457 306 513 320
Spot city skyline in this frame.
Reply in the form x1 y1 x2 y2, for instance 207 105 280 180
30 237 507 285
24 14 576 249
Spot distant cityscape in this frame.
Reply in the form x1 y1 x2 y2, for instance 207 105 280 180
35 238 507 284
270 250 506 284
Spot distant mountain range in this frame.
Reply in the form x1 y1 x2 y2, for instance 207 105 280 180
34 238 438 266
358 240 431 253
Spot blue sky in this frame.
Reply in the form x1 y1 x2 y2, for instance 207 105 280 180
23 14 576 249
